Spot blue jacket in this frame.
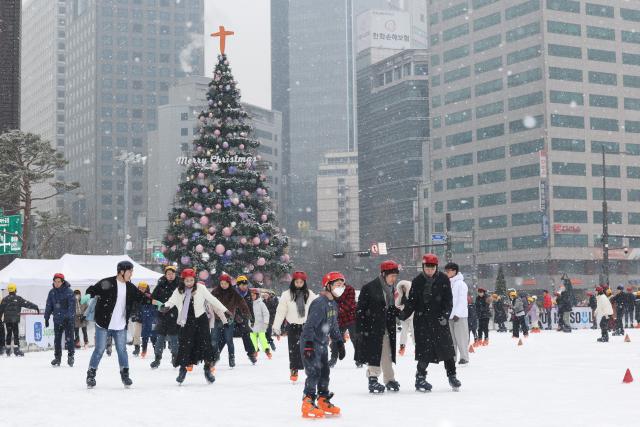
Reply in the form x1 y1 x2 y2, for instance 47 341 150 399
300 292 343 347
44 281 76 324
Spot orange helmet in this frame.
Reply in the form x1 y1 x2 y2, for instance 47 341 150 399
322 271 345 287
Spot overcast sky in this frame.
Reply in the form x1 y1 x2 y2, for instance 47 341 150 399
205 0 271 109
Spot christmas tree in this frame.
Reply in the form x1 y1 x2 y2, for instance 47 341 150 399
161 53 292 285
495 266 507 296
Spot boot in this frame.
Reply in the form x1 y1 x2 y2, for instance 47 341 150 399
120 368 133 387
399 344 406 356
150 357 161 369
265 349 272 360
75 340 81 349
368 376 385 394
415 373 432 392
141 342 147 358
269 341 276 351
249 353 257 365
5 347 11 356
317 392 340 415
448 374 462 391
132 345 140 356
13 347 24 357
204 363 216 383
51 355 61 367
176 366 187 384
68 353 74 367
301 395 324 418
385 380 400 392
86 368 97 388
290 369 298 382
229 354 236 368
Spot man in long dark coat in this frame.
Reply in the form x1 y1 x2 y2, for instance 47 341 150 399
398 253 462 392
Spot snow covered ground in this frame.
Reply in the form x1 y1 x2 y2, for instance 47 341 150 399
5 328 639 427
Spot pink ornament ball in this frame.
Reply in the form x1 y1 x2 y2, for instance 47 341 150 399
215 244 225 255
252 236 261 246
240 237 247 245
180 213 187 219
253 272 264 282
199 216 209 226
239 144 245 150
208 226 216 234
281 254 290 263
232 197 239 205
256 257 266 266
263 238 270 245
222 227 232 237
260 214 267 222
198 172 205 180
181 238 189 245
205 207 212 214
222 142 229 149
195 244 204 253
214 129 221 136
215 203 222 210
211 163 219 172
198 270 209 280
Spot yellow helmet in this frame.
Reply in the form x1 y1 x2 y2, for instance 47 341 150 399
7 283 17 293
236 275 249 284
164 265 177 273
527 297 533 303
137 281 149 290
509 291 517 298
606 289 612 296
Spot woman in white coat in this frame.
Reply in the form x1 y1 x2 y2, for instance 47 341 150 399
395 280 414 356
249 289 272 359
162 269 228 384
272 271 317 381
594 286 613 342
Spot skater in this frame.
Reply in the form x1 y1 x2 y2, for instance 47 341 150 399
272 271 317 382
556 288 572 332
610 286 626 335
395 280 415 356
509 291 529 338
0 283 40 356
300 271 345 418
527 296 540 332
161 269 229 385
330 280 358 368
150 265 179 369
595 286 613 342
467 295 478 342
624 287 635 328
44 273 76 367
635 291 640 326
356 260 401 393
475 288 490 346
235 275 258 364
82 261 155 388
543 290 553 330
445 262 469 364
262 290 278 351
211 273 251 369
398 253 461 392
588 291 598 329
493 294 507 332
249 288 272 359
130 281 155 358
73 290 89 348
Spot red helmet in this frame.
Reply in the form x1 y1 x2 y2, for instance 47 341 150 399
626 287 633 292
422 253 439 265
53 273 65 280
587 291 593 296
219 273 232 284
595 286 603 293
322 271 345 287
181 268 196 279
380 260 399 274
292 271 308 282
478 288 486 293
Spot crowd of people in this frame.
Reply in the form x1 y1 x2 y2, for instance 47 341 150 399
1 255 639 418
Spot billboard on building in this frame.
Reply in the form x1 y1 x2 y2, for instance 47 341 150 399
356 10 411 53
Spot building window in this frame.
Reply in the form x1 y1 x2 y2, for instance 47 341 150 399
477 123 504 140
511 164 540 179
546 0 580 13
447 197 474 211
621 8 640 22
554 210 588 223
507 45 541 65
590 117 618 132
480 215 508 229
508 91 543 110
477 147 505 163
444 66 471 83
588 71 617 85
506 0 540 20
474 34 501 53
474 56 502 74
442 2 468 20
550 90 583 105
510 138 544 156
629 166 640 179
512 187 540 202
510 115 543 133
552 162 586 176
551 138 584 152
587 26 615 41
479 192 507 206
624 97 640 111
625 120 640 133
592 188 622 201
551 114 584 129
180 128 188 136
480 238 508 252
447 153 474 168
415 63 428 75
478 169 506 184
548 44 582 59
475 78 503 96
445 109 472 126
623 75 640 88
553 186 586 199
446 131 473 147
508 68 542 87
443 23 469 42
623 52 640 66
512 211 541 226
443 45 469 63
587 48 616 63
592 164 620 177
554 234 588 247
506 22 540 42
476 101 503 118
589 95 618 109
547 20 581 36
447 175 474 189
473 12 501 32
593 211 622 224
549 66 582 82
629 212 640 223
444 87 471 104
586 3 614 18
591 141 619 154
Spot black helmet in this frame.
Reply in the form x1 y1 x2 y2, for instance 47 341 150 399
117 260 134 274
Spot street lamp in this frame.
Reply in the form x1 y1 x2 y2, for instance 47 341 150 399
116 151 146 255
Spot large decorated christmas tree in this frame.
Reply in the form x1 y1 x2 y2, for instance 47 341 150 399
161 40 291 285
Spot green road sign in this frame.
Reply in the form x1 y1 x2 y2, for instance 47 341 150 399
0 213 23 255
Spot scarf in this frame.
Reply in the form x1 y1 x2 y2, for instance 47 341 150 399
379 276 393 307
293 290 306 318
178 287 193 326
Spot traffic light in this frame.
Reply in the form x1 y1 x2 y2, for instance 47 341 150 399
332 252 346 259
357 250 371 257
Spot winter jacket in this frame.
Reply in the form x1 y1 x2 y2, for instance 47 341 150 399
610 292 626 311
398 271 455 363
44 281 75 324
475 295 491 320
236 287 254 322
557 291 572 313
337 284 357 328
543 293 553 309
131 289 154 322
251 296 270 333
85 276 151 330
449 273 468 319
0 294 39 323
164 283 228 324
151 276 179 335
595 294 614 321
467 303 478 330
625 292 636 312
264 295 279 327
356 276 398 366
588 295 597 310
273 289 317 329
300 292 343 347
211 285 251 324
528 303 539 324
511 297 525 317
494 298 507 323
74 297 88 328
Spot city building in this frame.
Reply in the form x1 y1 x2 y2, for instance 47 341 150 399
0 0 21 132
64 0 204 255
427 0 640 288
317 151 359 251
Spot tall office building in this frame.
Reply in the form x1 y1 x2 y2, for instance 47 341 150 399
428 0 640 287
0 0 21 132
21 0 69 213
64 0 204 254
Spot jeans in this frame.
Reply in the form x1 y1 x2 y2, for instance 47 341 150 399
302 343 330 398
5 322 19 346
624 309 634 326
54 319 75 357
600 316 610 340
545 308 552 329
89 326 128 369
212 321 235 357
154 333 178 359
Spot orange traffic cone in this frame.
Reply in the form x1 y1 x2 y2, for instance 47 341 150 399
623 369 634 384
624 334 631 342
468 344 475 353
186 365 193 372
517 338 523 346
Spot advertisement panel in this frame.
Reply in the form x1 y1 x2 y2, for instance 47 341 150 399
356 10 411 53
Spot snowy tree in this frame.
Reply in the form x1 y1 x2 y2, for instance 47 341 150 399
161 54 292 284
495 266 507 296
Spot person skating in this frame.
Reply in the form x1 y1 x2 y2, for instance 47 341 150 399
509 291 528 338
588 291 598 329
445 263 469 364
130 281 155 358
73 290 89 349
475 288 491 346
82 261 155 388
542 290 553 330
467 295 478 342
300 271 345 418
528 296 540 332
262 290 278 351
635 291 640 327
610 286 626 336
493 293 508 332
249 288 272 359
624 287 635 328
330 280 358 368
210 273 252 369
150 265 179 369
0 283 40 356
44 273 76 367
161 269 229 385
395 280 415 357
594 286 613 342
235 275 258 364
272 271 317 382
398 253 461 392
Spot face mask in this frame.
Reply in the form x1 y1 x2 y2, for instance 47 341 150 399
332 286 345 298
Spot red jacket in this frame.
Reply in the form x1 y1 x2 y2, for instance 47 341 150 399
337 284 356 328
543 293 553 309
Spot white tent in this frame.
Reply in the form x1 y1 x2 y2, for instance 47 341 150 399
0 254 163 308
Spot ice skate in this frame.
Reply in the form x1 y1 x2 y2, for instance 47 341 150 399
301 396 324 418
317 393 340 416
368 376 385 394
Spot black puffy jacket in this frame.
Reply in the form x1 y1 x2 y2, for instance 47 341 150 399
0 294 39 323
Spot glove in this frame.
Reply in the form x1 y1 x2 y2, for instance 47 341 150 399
336 340 346 360
303 341 314 359
452 315 460 322
80 295 91 304
45 319 49 328
438 317 447 326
